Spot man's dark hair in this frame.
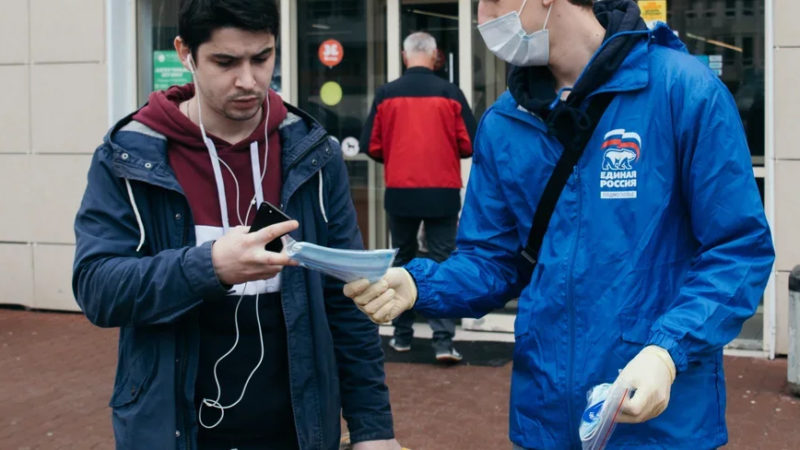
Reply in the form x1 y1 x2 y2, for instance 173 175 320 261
569 0 594 6
179 0 279 55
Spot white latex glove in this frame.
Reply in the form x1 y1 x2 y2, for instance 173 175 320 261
343 268 418 323
352 438 403 450
616 345 676 423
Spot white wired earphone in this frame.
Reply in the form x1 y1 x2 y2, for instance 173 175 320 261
186 53 275 429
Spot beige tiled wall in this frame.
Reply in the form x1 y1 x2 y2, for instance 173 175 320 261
775 271 791 355
0 1 30 64
0 244 35 306
772 0 800 355
30 0 105 64
773 48 800 161
0 65 31 153
33 244 80 310
0 0 106 311
31 64 108 153
775 0 800 48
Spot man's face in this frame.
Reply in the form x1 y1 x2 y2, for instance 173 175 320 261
477 0 545 33
190 28 276 122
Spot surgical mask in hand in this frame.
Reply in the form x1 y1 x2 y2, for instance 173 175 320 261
579 382 630 450
283 236 398 283
478 0 552 66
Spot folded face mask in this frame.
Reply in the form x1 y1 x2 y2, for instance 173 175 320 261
579 382 629 450
283 236 398 283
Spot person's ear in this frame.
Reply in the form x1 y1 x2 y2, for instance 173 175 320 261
174 36 194 73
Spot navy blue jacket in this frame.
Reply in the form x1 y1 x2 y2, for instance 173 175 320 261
73 104 393 450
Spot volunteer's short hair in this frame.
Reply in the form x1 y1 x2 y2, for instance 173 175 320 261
403 32 437 56
570 0 593 6
178 0 279 57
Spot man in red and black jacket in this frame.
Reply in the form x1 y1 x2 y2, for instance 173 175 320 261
360 31 477 362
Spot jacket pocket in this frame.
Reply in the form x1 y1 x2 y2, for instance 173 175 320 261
612 314 653 366
620 314 653 345
109 345 157 408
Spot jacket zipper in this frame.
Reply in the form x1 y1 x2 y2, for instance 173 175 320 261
566 166 581 443
178 222 191 450
174 327 191 450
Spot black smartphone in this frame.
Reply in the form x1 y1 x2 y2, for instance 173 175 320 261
249 201 293 252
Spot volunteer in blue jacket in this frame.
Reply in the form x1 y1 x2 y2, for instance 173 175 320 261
73 1 399 449
344 0 774 448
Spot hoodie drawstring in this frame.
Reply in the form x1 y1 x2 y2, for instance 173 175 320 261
124 179 146 252
318 169 328 224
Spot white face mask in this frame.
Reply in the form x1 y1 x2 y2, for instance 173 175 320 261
478 0 553 66
284 236 398 283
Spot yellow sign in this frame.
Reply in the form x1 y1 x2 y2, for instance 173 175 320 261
320 81 343 106
639 0 667 25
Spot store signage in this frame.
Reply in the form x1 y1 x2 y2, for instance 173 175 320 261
639 0 667 28
318 39 344 68
320 81 343 106
341 137 360 157
153 50 192 91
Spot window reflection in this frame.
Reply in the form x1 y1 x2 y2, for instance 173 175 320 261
401 1 460 83
471 0 507 120
297 0 386 143
669 0 765 164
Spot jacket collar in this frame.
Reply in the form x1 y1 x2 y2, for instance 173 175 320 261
404 66 434 76
498 23 687 127
104 102 330 197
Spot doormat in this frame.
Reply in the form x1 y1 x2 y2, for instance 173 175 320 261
380 335 513 367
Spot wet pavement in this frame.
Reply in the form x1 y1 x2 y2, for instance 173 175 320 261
2 308 799 449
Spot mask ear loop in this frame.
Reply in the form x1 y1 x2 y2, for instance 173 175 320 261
542 3 553 31
517 0 552 32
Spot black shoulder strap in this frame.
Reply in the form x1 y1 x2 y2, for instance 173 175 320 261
521 93 615 268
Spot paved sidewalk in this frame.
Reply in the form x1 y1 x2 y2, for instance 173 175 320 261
2 308 799 449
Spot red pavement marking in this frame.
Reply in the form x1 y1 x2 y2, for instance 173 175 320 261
2 309 799 449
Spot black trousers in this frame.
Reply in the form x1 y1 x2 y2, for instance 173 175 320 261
388 214 458 351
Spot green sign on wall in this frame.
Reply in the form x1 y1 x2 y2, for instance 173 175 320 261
153 50 192 91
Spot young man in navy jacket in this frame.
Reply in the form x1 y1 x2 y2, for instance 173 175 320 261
73 1 399 449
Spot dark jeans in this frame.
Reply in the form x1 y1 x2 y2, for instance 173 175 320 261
388 214 458 352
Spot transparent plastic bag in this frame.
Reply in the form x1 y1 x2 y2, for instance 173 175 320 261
283 236 398 283
579 381 630 450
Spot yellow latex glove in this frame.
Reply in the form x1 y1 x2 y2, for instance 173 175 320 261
343 268 417 323
616 345 676 423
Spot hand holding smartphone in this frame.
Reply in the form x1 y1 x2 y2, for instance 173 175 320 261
249 201 293 252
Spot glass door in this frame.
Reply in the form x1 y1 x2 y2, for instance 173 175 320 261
401 1 460 83
296 0 388 249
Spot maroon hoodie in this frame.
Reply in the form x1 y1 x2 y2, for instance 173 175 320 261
133 85 298 444
133 84 288 231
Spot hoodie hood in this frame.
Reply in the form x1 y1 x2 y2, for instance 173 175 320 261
507 0 648 119
131 84 289 230
132 83 288 152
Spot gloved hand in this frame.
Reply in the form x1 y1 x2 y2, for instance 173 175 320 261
351 438 403 450
615 345 676 423
343 268 418 323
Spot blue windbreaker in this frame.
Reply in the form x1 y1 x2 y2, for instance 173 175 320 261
73 105 393 449
407 25 774 449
